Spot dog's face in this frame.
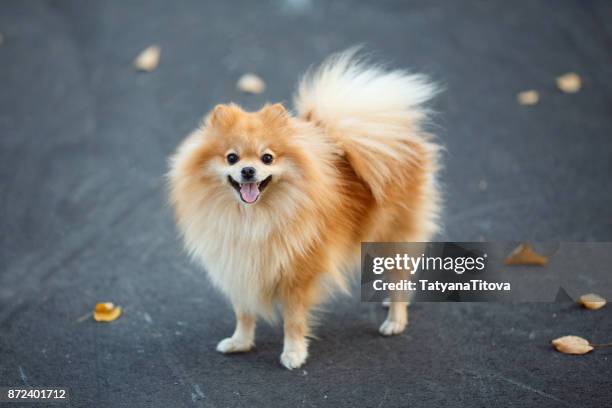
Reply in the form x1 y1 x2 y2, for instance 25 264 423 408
194 103 300 206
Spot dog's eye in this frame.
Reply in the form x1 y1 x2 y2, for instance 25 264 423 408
261 153 273 165
226 153 239 165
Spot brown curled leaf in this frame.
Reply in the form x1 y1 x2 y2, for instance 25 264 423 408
93 302 122 322
579 293 607 310
552 335 593 355
504 243 548 266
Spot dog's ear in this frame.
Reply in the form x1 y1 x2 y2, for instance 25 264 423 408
207 104 240 129
259 103 288 125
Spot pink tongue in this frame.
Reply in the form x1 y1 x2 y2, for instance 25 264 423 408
239 182 260 203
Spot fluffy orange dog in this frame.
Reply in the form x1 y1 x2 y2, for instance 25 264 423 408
169 49 441 369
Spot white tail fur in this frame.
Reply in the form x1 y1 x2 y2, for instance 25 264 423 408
294 48 439 200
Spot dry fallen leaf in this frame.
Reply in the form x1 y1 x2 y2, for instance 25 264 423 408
556 72 581 93
237 73 266 94
552 335 593 355
504 243 548 266
93 302 122 322
579 293 607 310
134 45 161 72
517 90 539 105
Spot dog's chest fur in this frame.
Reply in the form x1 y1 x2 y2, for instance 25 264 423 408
184 206 306 315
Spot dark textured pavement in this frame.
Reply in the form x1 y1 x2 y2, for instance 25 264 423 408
1 1 611 407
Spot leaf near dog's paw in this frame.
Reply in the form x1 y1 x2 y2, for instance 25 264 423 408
552 335 593 355
579 293 606 310
517 90 539 105
237 73 266 94
504 243 548 266
134 45 160 72
556 73 581 93
93 302 122 322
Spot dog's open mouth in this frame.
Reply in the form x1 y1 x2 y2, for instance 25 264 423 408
228 175 272 204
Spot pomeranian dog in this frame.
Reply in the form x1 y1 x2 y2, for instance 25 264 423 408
168 49 441 369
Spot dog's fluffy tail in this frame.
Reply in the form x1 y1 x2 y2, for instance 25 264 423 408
294 48 439 200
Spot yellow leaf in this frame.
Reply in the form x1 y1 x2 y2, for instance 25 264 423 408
93 302 122 322
556 73 581 93
579 293 606 310
552 335 593 355
504 243 548 266
237 73 266 94
134 45 161 72
517 90 539 105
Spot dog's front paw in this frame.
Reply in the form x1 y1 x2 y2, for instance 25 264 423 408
379 318 407 336
280 349 308 370
216 337 253 354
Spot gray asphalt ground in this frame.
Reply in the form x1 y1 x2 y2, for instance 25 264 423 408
1 1 611 407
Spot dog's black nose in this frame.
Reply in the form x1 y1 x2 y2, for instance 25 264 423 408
241 166 256 180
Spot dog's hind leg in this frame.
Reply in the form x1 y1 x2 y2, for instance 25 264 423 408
379 265 410 336
216 306 256 353
379 242 424 336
